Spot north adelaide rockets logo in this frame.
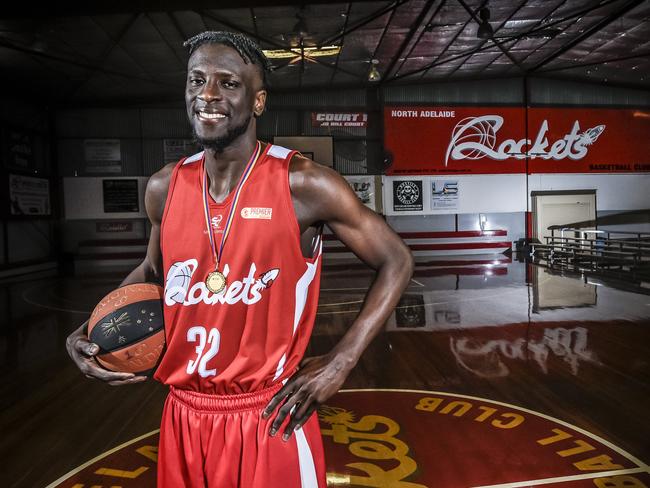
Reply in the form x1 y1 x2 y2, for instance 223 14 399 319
165 259 279 307
445 115 606 166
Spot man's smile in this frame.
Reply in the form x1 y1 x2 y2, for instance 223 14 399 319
196 110 228 122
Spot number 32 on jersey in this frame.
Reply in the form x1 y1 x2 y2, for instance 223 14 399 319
186 326 220 378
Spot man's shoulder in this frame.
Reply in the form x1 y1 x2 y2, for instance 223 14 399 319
288 152 347 203
146 162 177 202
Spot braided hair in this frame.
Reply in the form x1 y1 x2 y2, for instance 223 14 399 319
183 31 272 89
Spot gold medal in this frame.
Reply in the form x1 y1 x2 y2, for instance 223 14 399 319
205 271 227 294
201 142 262 295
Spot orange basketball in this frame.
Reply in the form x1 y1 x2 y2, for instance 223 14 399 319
87 283 165 375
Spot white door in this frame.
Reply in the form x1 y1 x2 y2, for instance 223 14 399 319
533 193 596 243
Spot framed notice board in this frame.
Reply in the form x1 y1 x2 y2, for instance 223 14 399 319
103 179 139 213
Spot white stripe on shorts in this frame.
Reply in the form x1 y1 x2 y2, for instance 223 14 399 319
295 426 318 487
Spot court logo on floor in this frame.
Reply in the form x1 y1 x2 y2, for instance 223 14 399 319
46 390 648 488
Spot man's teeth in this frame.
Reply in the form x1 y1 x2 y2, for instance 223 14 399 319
199 112 225 119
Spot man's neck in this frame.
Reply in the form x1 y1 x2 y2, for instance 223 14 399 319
203 134 258 203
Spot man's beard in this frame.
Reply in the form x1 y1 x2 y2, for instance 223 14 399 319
192 114 252 153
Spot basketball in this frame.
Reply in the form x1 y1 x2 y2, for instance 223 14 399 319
87 283 165 375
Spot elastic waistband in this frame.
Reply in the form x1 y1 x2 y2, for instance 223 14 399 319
169 382 283 414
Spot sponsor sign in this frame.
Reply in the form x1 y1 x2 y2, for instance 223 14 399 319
84 139 121 173
241 207 272 219
96 222 133 233
9 174 50 215
384 106 650 174
431 179 459 211
311 112 368 128
393 180 423 212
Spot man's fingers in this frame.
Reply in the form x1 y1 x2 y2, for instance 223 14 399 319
107 376 147 386
262 381 297 419
80 357 136 382
283 402 318 440
269 389 305 437
73 336 99 357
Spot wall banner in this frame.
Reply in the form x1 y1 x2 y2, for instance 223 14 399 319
384 106 650 175
311 112 367 128
393 179 423 212
84 139 121 173
9 174 50 215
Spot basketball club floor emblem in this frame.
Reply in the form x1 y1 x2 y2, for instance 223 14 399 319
46 390 649 488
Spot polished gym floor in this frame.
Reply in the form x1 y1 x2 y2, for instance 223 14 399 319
1 256 648 487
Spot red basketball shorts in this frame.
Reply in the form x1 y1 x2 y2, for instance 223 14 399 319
157 383 327 487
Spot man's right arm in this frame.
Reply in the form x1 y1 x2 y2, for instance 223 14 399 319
65 163 175 386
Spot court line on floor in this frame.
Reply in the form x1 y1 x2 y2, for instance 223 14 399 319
21 285 91 315
44 429 160 488
470 467 650 487
411 278 426 287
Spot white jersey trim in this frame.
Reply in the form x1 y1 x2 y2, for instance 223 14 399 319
268 144 292 159
272 253 320 381
183 151 204 165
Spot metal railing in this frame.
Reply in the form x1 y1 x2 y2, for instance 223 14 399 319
529 227 650 284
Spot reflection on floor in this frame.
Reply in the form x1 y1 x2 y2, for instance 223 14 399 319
0 256 648 487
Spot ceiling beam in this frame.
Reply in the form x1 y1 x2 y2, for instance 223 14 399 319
537 51 650 73
390 0 621 82
416 0 487 81
455 0 523 72
451 0 528 80
328 3 352 87
69 13 144 99
528 0 646 73
0 35 177 86
391 0 447 79
319 0 410 48
0 1 383 19
381 0 436 82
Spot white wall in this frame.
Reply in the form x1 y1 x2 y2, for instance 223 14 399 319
383 174 527 216
528 173 650 211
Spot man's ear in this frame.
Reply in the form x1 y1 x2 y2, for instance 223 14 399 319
254 90 267 118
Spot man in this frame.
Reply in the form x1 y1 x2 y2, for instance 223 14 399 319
66 31 413 487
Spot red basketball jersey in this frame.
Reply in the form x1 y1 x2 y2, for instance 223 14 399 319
154 143 323 394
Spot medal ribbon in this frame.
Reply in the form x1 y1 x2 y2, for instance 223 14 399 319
201 141 262 272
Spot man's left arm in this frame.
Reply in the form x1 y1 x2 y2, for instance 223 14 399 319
263 158 414 439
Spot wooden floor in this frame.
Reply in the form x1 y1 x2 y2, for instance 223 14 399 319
0 256 648 487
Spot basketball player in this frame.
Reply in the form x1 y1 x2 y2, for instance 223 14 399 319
66 31 413 487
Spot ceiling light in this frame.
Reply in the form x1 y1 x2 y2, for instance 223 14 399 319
477 7 494 39
263 45 341 59
368 59 381 82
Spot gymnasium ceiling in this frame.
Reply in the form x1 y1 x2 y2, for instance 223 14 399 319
0 0 648 104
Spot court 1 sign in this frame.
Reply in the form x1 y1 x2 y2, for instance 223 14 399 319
384 106 650 175
312 112 368 128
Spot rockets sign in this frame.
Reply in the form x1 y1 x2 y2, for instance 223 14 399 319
384 106 650 175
